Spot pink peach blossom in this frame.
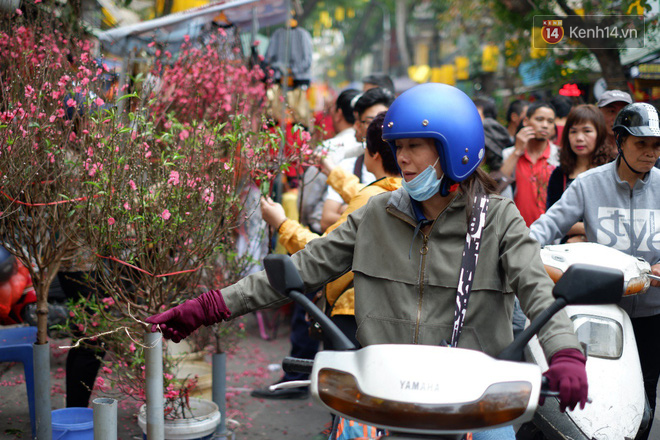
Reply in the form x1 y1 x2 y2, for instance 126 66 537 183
167 171 180 186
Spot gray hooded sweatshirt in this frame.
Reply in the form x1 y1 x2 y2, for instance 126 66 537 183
529 160 660 318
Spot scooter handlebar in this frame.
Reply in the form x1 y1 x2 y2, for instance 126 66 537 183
540 376 560 398
282 356 314 375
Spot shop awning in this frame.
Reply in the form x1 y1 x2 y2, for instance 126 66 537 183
96 0 287 56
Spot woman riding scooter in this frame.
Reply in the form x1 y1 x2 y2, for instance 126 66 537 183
530 102 660 440
146 83 589 439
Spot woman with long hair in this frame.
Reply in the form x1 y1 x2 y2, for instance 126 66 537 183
546 104 614 242
147 84 588 439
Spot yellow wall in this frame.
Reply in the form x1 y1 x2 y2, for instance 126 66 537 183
156 0 210 15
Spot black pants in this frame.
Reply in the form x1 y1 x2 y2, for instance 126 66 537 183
282 291 320 382
631 314 660 440
59 271 105 408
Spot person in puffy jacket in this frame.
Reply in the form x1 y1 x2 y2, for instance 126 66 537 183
147 84 589 440
260 111 401 347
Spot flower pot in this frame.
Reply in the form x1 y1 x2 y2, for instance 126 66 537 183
137 398 221 440
175 360 213 401
166 340 205 362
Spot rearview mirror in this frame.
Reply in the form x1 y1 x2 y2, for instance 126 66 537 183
498 263 624 361
553 263 623 305
263 254 305 297
263 254 356 351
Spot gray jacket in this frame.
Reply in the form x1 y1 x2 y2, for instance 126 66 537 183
264 27 313 81
529 160 660 318
223 189 580 359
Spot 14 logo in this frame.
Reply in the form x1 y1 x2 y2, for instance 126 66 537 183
542 20 564 44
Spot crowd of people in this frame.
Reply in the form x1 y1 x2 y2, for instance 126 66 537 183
5 62 657 439
146 74 660 440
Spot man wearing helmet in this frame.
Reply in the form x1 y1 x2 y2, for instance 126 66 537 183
530 102 660 440
146 84 589 439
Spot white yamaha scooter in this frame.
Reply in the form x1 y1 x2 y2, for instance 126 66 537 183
519 243 654 440
262 254 624 440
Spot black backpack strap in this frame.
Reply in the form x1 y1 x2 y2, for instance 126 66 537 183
450 193 490 347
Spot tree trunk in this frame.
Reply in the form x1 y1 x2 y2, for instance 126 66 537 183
298 0 322 25
592 48 628 91
35 264 60 345
344 3 378 82
395 0 411 69
36 282 50 345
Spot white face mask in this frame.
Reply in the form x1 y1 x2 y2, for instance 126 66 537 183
400 158 442 201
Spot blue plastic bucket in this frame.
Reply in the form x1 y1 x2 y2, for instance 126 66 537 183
51 408 94 440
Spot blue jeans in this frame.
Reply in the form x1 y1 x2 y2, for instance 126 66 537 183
473 426 516 440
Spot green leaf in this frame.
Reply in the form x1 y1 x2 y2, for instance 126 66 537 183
117 92 139 102
83 181 104 190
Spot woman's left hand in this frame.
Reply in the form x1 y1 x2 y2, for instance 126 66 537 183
260 197 287 229
542 348 588 412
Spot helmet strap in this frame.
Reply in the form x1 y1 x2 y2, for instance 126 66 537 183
439 177 456 197
617 147 644 175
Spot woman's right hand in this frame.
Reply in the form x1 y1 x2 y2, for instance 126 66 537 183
145 289 231 342
145 299 207 342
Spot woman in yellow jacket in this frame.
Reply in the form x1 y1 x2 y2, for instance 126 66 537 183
260 112 400 346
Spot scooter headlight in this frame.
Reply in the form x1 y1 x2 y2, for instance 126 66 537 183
317 368 532 431
572 315 623 359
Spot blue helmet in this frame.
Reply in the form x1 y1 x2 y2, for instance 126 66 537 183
382 83 485 184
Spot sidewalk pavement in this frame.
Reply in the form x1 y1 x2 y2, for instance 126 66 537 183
0 311 328 440
2 313 660 440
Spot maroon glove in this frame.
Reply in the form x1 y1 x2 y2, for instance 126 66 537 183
145 289 231 343
542 348 588 412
